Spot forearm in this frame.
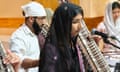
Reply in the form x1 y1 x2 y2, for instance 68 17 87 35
21 58 39 69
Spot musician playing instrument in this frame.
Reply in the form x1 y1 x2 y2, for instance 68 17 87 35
8 1 48 72
97 1 120 72
39 3 93 72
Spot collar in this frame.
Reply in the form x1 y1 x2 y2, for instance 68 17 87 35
22 24 36 37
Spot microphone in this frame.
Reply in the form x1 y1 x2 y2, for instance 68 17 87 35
91 29 120 49
91 29 116 40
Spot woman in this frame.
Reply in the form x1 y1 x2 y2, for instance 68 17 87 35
97 1 120 37
39 3 92 72
97 1 120 71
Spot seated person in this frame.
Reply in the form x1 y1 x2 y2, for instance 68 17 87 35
97 1 120 71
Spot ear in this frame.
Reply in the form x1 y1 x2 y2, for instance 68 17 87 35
28 17 34 23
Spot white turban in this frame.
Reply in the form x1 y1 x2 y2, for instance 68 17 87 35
21 1 46 17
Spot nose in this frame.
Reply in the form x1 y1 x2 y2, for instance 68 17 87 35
115 12 120 18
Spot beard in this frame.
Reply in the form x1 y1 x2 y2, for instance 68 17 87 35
32 20 42 35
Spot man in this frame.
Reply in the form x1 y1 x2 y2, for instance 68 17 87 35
9 1 47 72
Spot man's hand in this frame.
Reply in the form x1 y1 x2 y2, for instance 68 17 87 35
3 48 21 72
21 58 39 69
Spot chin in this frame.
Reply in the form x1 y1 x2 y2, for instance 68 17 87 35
73 33 78 37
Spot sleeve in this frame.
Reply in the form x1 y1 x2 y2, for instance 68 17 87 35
10 36 29 62
39 43 58 72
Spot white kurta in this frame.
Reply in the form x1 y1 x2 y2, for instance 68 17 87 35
10 24 40 72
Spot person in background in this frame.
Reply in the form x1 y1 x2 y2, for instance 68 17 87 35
97 1 120 71
9 1 47 72
39 3 93 72
45 8 54 24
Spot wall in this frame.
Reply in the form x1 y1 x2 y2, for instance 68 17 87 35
0 0 117 18
0 0 79 18
37 0 80 11
0 0 29 18
80 0 118 17
80 0 107 17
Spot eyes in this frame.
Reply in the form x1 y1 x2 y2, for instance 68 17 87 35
112 8 120 15
72 14 83 24
112 11 120 14
72 19 82 24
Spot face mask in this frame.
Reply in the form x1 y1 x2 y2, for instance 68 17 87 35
32 19 41 35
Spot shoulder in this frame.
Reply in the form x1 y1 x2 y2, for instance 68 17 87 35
97 22 105 28
11 24 33 40
41 42 59 59
44 43 58 54
97 22 106 32
11 24 26 37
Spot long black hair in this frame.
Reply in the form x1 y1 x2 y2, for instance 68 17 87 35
46 3 84 70
48 3 83 47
